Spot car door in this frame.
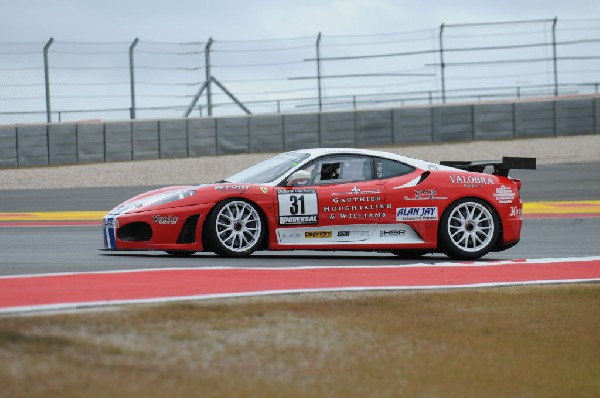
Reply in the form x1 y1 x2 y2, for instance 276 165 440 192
275 154 390 245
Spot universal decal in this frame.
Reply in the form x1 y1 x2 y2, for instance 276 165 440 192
277 188 319 225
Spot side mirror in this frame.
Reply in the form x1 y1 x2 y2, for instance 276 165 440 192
287 170 311 186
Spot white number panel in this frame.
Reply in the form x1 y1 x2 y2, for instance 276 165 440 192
277 189 319 225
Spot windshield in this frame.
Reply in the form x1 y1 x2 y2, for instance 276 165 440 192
223 151 310 184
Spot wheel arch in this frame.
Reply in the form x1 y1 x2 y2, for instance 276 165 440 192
436 195 504 253
201 197 270 252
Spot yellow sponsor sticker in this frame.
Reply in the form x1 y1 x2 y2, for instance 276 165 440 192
304 231 332 239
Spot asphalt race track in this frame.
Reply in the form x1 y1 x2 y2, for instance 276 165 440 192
0 162 599 277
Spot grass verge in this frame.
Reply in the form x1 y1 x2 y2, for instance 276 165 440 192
1 284 599 398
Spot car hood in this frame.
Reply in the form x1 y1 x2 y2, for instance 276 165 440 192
105 185 201 217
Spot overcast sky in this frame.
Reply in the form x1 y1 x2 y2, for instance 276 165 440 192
2 0 599 42
1 0 599 124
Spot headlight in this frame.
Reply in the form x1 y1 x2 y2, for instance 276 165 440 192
151 190 196 206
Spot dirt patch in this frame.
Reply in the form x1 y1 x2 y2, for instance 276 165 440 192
1 135 598 189
1 284 599 397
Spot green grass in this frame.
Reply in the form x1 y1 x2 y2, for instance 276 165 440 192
1 284 599 398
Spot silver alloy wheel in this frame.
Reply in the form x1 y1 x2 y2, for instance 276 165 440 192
214 200 262 253
446 201 494 253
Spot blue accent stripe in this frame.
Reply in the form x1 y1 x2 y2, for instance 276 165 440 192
102 216 118 250
103 224 109 249
108 224 117 249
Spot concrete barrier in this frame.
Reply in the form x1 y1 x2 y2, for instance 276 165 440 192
515 101 555 138
283 114 319 150
159 119 187 158
188 118 217 156
132 121 159 160
1 97 597 168
474 104 514 140
0 126 18 167
392 107 433 144
77 123 104 163
105 122 132 162
17 125 48 167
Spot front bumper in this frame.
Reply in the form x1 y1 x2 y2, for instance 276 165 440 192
102 204 210 252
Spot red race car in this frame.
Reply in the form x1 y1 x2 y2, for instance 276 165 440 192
102 148 535 260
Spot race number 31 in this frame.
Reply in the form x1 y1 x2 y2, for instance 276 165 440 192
278 189 318 225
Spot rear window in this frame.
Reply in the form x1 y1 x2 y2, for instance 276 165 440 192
374 157 415 179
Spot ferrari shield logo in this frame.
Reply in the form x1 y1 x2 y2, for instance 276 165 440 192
260 187 268 194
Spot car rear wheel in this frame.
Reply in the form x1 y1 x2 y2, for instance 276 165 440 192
439 198 500 260
206 199 265 257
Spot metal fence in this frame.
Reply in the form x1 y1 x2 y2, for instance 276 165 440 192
1 17 600 125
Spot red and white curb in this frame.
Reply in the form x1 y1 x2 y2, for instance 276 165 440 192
1 256 599 315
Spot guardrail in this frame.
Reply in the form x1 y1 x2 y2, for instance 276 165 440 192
1 96 598 168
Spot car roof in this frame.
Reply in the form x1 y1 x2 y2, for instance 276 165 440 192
291 147 453 171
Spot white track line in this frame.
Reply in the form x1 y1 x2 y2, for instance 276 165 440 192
2 278 600 315
1 256 599 280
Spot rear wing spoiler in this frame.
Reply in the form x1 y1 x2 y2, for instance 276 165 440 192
439 157 536 177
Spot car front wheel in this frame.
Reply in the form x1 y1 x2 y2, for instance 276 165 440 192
206 199 265 257
439 198 500 260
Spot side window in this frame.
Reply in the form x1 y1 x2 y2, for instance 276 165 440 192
320 162 341 181
374 157 415 179
299 155 373 185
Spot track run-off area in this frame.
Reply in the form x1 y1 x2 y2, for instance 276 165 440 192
1 162 599 314
1 199 599 314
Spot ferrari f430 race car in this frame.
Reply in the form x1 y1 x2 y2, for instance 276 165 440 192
102 148 535 260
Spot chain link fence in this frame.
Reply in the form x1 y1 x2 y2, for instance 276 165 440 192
1 18 599 125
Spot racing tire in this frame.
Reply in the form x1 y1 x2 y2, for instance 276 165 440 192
439 198 501 260
165 251 196 257
205 199 265 258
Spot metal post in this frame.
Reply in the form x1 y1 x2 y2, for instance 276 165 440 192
183 80 209 117
316 32 323 111
438 24 446 104
43 37 54 123
517 86 521 99
352 95 356 109
129 38 139 119
277 100 281 113
205 38 214 116
211 77 251 114
552 17 558 96
428 91 433 104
